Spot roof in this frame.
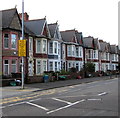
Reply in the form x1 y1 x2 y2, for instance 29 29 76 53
0 8 17 28
0 8 34 36
75 31 83 46
83 36 94 48
24 18 46 36
110 45 119 54
48 23 57 38
60 30 77 43
99 41 111 52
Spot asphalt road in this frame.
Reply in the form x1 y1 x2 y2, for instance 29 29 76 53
2 78 118 117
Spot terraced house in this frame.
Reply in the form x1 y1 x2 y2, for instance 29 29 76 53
61 30 84 71
83 36 100 72
48 23 63 72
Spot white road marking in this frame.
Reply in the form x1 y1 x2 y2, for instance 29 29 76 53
29 98 41 102
2 102 25 109
47 99 85 114
87 99 102 101
98 92 107 96
26 102 49 111
52 98 72 105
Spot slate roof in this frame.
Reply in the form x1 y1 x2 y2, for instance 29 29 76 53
48 23 57 38
75 31 83 46
0 8 34 36
60 30 77 43
83 36 94 48
99 41 111 52
24 19 46 36
110 45 119 54
0 8 17 28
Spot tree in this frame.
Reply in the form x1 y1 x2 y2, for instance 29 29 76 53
85 62 95 73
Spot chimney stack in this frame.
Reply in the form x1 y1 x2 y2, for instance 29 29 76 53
19 12 29 21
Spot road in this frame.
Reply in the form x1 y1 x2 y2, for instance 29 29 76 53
1 78 118 117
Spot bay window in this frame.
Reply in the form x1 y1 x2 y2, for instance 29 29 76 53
76 47 79 57
49 62 53 71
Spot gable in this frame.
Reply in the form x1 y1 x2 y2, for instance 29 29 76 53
42 23 50 37
9 11 21 31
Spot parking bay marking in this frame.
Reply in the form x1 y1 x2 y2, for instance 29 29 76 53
26 102 49 111
47 99 85 114
98 92 107 96
52 98 72 105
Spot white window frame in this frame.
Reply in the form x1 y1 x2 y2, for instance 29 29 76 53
4 60 9 75
54 42 58 54
11 59 17 73
49 61 53 71
36 59 41 75
43 60 47 72
49 42 53 54
4 34 9 49
36 40 41 53
43 40 47 53
29 37 33 51
11 34 17 49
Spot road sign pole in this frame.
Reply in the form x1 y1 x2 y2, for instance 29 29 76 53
21 0 24 89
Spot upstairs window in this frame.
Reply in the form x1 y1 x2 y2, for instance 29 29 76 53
76 47 79 57
29 37 33 51
11 34 17 49
49 42 53 53
4 34 9 48
68 45 72 56
43 40 47 53
54 42 57 54
36 40 41 53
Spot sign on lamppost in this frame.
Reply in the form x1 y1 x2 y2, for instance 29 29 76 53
18 40 26 57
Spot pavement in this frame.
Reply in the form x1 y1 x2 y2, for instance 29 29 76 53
1 75 119 99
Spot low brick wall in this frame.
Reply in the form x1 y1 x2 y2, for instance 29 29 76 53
26 76 43 84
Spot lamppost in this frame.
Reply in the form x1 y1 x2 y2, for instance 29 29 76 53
21 0 24 89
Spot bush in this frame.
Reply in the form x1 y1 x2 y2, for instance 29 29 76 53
59 69 70 75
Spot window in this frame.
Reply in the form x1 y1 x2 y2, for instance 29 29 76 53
29 37 33 51
43 61 47 72
11 34 17 49
36 40 41 53
68 46 72 56
54 42 57 54
79 47 82 57
76 63 79 71
43 40 47 53
4 34 9 48
11 60 16 73
93 50 96 59
49 42 53 53
55 62 57 72
76 47 79 57
4 60 9 75
36 60 41 74
58 43 60 55
49 62 53 71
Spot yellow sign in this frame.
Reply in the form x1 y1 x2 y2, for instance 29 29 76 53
18 40 26 57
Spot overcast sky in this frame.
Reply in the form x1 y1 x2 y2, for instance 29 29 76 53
0 0 119 45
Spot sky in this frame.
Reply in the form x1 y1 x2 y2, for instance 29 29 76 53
0 0 119 45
